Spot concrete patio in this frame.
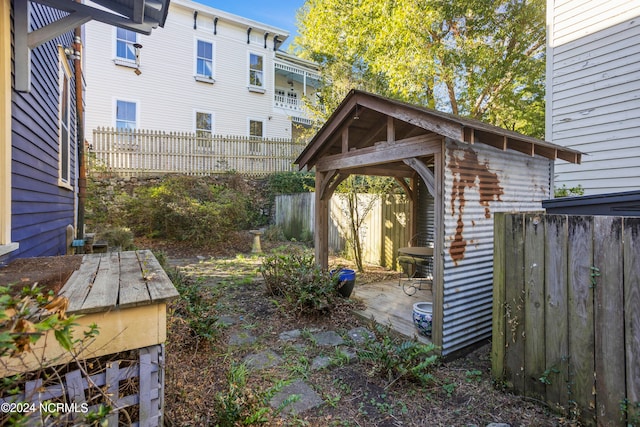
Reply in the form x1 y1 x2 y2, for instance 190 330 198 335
351 278 433 344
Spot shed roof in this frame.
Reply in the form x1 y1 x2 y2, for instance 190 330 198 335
296 90 582 174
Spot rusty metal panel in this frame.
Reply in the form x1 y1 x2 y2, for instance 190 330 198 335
441 140 551 354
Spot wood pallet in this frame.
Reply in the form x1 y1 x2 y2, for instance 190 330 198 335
0 345 164 426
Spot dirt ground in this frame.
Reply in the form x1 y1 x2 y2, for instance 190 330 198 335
0 239 576 426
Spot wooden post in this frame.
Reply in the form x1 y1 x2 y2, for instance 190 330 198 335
492 212 506 382
315 171 329 270
624 217 640 425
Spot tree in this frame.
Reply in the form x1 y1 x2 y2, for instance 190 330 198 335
335 176 397 272
294 0 546 138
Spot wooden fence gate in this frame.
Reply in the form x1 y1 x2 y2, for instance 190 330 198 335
492 213 639 426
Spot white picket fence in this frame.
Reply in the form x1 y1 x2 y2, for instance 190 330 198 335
90 127 306 177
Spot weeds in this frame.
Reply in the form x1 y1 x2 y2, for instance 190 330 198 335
357 324 439 388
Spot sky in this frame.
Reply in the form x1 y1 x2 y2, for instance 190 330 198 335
193 0 306 50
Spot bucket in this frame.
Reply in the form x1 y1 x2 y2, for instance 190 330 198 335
412 302 433 337
333 268 356 298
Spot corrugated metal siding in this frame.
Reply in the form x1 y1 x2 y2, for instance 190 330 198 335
7 3 77 262
441 140 551 354
547 0 640 195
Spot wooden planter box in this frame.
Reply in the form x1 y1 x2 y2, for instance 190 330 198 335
0 250 178 426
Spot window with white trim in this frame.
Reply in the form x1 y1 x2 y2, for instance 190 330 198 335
249 53 264 88
196 111 212 138
116 28 137 62
58 53 71 186
116 100 137 130
249 119 263 153
195 40 213 80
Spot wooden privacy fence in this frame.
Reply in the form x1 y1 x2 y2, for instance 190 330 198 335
90 127 305 177
275 192 412 269
492 213 640 426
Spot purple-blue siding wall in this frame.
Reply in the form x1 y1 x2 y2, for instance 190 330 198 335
5 2 77 262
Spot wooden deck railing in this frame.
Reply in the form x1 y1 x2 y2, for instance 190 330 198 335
90 127 306 177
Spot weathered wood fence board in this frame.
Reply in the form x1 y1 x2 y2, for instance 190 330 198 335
90 127 305 177
275 193 412 269
493 213 640 426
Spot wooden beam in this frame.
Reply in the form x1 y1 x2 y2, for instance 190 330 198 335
318 169 338 200
315 171 330 270
403 157 435 197
28 12 92 49
356 95 463 141
316 134 441 172
13 0 30 92
342 127 349 153
387 116 395 142
394 177 413 200
344 165 414 178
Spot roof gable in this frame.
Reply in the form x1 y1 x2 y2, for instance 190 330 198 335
296 90 581 172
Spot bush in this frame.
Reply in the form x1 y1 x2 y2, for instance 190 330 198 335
357 324 440 387
122 175 261 246
259 249 338 315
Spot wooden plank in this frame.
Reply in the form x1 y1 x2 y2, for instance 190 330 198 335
118 251 151 308
593 216 625 426
491 212 507 382
567 215 596 425
503 213 526 392
79 252 120 313
136 250 178 303
623 217 640 425
105 361 120 426
544 215 569 409
61 254 102 313
139 349 152 424
523 213 546 399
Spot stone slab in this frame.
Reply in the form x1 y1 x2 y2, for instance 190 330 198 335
269 379 324 415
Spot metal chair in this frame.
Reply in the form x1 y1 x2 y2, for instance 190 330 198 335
398 233 433 296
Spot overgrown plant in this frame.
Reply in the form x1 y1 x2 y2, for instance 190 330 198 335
259 249 339 315
357 324 439 388
0 284 108 425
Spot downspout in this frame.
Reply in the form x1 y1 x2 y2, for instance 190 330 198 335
74 24 85 247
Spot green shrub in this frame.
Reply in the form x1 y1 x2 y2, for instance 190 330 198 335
122 175 260 246
357 324 439 387
266 171 314 196
259 249 337 315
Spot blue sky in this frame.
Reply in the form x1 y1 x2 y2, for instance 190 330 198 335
194 0 306 50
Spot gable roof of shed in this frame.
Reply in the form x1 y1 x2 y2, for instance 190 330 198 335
296 90 582 172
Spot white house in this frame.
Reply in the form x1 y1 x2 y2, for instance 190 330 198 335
546 0 640 195
83 0 320 144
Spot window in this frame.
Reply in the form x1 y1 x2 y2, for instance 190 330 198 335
249 119 263 153
196 40 213 78
116 100 137 130
196 112 212 138
249 53 264 88
116 28 137 61
58 51 72 187
249 120 263 139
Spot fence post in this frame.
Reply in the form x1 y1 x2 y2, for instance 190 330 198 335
492 212 506 382
623 217 640 425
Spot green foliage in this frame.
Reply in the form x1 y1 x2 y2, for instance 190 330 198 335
121 175 261 246
259 249 339 315
96 226 135 250
295 0 546 137
554 184 585 198
620 398 640 426
168 269 219 342
357 324 439 387
266 171 315 196
213 363 273 426
539 366 560 385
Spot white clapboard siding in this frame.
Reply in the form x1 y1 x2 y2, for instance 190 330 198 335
546 0 640 195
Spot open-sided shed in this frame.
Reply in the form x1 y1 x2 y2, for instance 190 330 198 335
296 90 582 355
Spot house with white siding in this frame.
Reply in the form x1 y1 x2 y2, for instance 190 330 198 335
83 0 320 144
546 0 640 195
